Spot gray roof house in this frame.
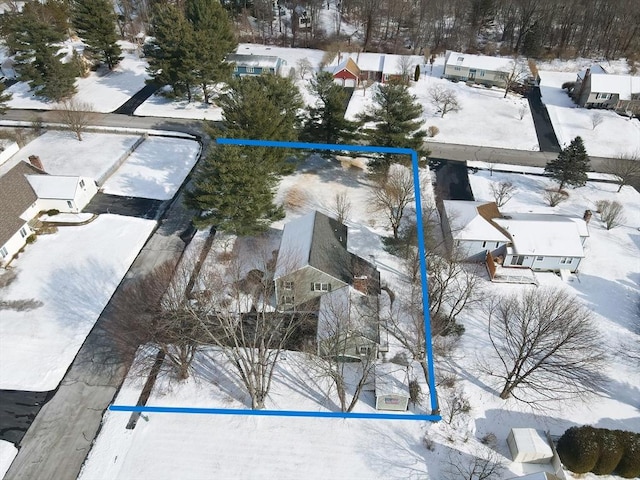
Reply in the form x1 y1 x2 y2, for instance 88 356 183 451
573 66 640 116
274 211 380 309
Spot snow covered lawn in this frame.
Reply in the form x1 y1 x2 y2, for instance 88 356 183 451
346 62 539 151
538 70 640 157
9 130 141 180
0 215 156 391
6 42 148 113
0 440 17 479
102 137 200 200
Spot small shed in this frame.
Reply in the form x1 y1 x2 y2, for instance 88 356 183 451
507 428 553 464
375 363 410 411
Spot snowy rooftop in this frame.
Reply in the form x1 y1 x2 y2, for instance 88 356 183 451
494 213 585 257
26 175 80 200
588 73 640 100
335 52 384 72
442 200 510 242
226 53 282 69
445 50 515 72
375 363 410 397
317 286 377 342
577 64 607 80
509 428 553 458
381 54 423 75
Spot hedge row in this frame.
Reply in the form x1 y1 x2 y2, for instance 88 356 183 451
557 426 640 478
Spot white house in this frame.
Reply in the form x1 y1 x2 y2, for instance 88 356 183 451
0 159 97 267
441 201 588 273
443 51 520 87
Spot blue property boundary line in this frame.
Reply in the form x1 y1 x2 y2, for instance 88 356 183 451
110 138 440 421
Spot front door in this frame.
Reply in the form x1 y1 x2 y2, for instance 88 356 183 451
469 69 476 80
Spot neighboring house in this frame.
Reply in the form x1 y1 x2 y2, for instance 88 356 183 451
441 200 511 262
443 50 517 88
572 66 640 115
0 158 97 267
328 52 421 85
317 286 379 360
509 474 562 480
328 57 361 87
274 211 380 309
441 201 588 273
227 53 285 77
507 428 554 464
374 363 410 411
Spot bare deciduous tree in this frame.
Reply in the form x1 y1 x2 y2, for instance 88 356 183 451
444 447 504 480
370 164 415 239
500 57 528 98
490 181 516 207
485 288 607 403
297 58 313 79
398 55 414 83
543 189 567 207
441 387 471 424
604 154 640 192
429 85 461 117
333 190 352 224
591 112 604 130
55 99 96 141
596 199 625 230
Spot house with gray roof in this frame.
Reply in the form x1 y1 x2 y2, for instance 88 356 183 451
0 158 98 267
274 211 380 309
572 65 640 116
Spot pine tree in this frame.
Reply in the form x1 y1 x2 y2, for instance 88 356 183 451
0 83 12 115
185 145 284 234
214 74 303 175
522 20 543 57
70 0 123 70
185 0 237 104
545 136 590 190
359 80 427 173
303 71 359 144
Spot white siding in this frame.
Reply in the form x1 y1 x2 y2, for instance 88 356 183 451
0 222 33 266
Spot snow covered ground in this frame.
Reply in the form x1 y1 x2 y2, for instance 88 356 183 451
6 41 148 113
0 441 17 479
101 137 200 200
79 155 640 479
0 215 156 391
346 61 540 151
537 70 640 157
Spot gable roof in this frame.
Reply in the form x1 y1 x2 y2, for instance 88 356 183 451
445 50 515 72
577 64 607 80
317 286 379 344
26 175 80 200
226 53 282 70
494 213 586 257
382 55 423 75
588 73 640 100
328 57 361 77
442 200 511 242
375 362 410 397
0 162 44 246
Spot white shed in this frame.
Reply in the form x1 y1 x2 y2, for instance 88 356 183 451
375 363 410 411
507 428 553 464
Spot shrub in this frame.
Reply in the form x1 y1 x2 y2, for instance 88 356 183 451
25 234 37 244
562 81 576 91
427 125 440 137
283 186 310 211
616 430 640 478
592 429 624 475
597 200 625 230
409 379 422 406
557 426 600 473
543 189 568 207
46 209 60 216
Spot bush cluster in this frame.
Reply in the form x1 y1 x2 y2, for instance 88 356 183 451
557 426 640 478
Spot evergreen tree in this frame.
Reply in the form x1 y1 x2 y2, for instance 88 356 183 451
185 145 284 234
144 4 197 100
214 74 303 175
70 0 123 70
185 0 237 104
545 136 590 190
522 20 543 57
7 5 77 101
303 71 360 144
359 80 427 173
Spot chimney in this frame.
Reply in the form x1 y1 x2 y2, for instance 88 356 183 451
583 209 593 224
28 155 45 172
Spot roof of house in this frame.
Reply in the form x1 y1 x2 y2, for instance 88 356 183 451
0 162 44 246
328 57 361 77
509 428 554 458
375 363 410 397
317 286 379 344
494 213 586 257
226 53 282 69
382 55 423 75
332 52 385 73
445 50 515 72
588 73 640 100
577 64 607 80
442 200 511 242
26 175 80 200
509 473 561 480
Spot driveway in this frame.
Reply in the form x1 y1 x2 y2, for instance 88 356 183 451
84 193 166 220
527 87 561 153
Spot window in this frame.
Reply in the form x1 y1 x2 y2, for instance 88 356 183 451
479 70 486 77
246 66 254 73
283 281 294 290
482 241 487 248
495 242 500 248
560 257 572 264
67 201 73 208
20 227 28 238
79 179 85 188
311 282 331 292
282 295 294 305
454 66 462 71
456 56 464 63
536 256 544 261
596 92 611 100
0 246 7 258
359 346 371 356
